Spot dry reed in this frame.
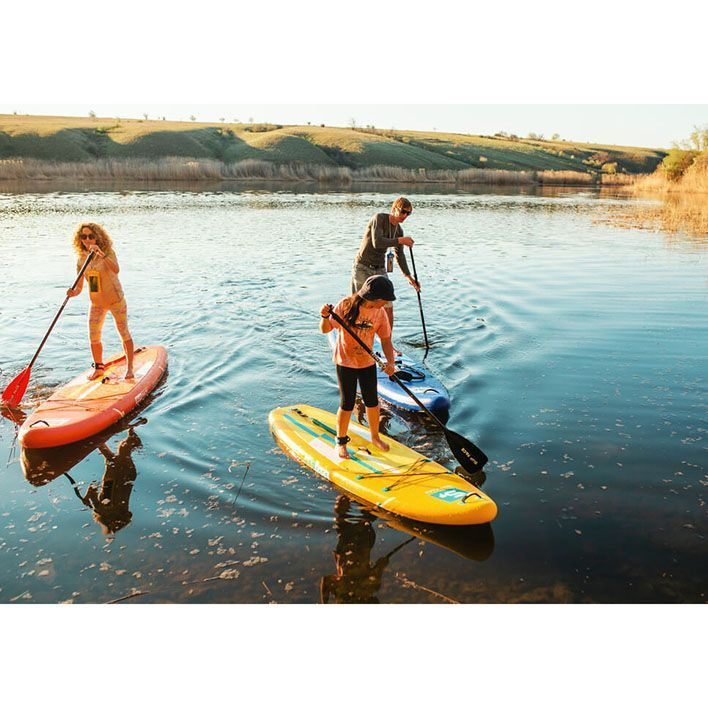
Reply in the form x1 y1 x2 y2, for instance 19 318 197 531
0 157 641 188
632 153 708 195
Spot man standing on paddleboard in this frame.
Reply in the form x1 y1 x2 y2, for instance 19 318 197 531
351 197 420 353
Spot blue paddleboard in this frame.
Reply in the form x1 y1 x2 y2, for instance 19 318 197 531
327 330 450 413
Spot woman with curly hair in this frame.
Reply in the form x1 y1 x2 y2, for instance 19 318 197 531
66 223 134 380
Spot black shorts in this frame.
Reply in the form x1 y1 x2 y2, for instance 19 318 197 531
336 364 378 411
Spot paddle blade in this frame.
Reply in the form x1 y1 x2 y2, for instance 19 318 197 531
1 367 31 408
444 427 488 474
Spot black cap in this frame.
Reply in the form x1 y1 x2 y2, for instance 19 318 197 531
358 275 396 302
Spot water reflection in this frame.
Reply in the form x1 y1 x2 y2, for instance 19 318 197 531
382 514 495 562
20 417 147 536
320 495 412 604
320 490 496 603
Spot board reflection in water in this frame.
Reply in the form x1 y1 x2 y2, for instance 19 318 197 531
320 493 495 604
21 417 148 536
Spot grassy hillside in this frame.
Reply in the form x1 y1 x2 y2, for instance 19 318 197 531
0 114 666 174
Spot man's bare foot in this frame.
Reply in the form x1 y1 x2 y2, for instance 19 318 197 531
87 363 105 381
371 436 390 452
335 443 350 459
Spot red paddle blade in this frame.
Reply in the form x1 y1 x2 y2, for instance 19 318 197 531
1 367 31 408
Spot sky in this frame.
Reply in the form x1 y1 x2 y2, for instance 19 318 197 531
1 104 706 149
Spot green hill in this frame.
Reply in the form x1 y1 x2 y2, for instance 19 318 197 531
0 114 666 174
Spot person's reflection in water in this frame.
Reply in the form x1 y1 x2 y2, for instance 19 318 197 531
320 495 391 604
81 426 143 535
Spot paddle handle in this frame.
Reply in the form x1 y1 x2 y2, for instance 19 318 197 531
27 251 95 370
326 307 446 431
408 246 429 350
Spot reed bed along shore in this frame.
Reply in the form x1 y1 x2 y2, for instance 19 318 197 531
631 153 708 195
0 157 637 187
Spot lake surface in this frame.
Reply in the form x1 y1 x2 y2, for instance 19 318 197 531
0 184 705 603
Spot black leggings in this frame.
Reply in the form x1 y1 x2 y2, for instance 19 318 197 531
336 364 378 411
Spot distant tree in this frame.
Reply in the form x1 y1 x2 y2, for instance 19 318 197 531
219 117 225 122
320 123 325 127
89 110 96 119
248 117 254 123
348 117 357 128
190 115 196 121
662 149 699 180
528 132 544 141
143 113 148 120
233 118 240 123
551 132 560 141
307 121 311 125
162 116 166 121
674 124 708 152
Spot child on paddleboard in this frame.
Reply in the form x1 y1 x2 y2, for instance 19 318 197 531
66 223 135 380
320 275 396 459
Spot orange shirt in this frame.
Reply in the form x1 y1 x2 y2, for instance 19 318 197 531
330 299 391 369
78 251 125 308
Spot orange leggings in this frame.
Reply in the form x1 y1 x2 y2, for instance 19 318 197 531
88 299 131 343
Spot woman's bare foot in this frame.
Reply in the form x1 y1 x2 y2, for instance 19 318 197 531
371 436 390 452
335 443 350 459
87 363 105 381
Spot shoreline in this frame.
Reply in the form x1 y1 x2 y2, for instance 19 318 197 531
0 157 639 187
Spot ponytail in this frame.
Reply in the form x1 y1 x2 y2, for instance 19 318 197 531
341 293 364 326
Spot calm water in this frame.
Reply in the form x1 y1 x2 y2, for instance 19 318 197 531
0 185 705 603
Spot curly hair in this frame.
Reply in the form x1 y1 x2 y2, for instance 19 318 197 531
71 223 115 259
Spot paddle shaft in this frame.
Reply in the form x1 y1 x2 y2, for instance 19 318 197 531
408 246 429 350
27 251 95 370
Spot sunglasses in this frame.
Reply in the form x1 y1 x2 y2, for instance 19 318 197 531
399 209 412 216
80 233 96 240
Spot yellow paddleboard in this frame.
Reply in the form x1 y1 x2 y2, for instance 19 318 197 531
269 404 497 526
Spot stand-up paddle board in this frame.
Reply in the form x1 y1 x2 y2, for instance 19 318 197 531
327 330 450 413
19 346 166 449
269 404 496 525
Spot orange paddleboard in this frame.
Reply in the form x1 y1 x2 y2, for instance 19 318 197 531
19 346 167 449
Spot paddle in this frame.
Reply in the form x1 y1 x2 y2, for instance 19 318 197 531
408 246 430 353
326 307 488 474
2 251 95 407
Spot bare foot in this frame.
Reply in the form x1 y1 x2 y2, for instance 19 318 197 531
335 443 350 459
87 364 105 381
371 437 390 452
123 369 135 380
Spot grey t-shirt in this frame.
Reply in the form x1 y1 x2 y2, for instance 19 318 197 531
354 213 410 276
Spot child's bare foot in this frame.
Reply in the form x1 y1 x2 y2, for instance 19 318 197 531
371 436 390 452
124 368 135 380
87 363 105 381
335 443 350 459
